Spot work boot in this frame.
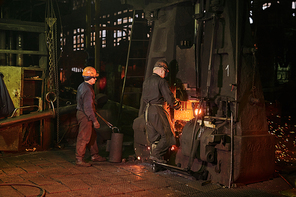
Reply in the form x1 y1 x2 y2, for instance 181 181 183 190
91 155 106 162
149 155 167 164
76 160 92 167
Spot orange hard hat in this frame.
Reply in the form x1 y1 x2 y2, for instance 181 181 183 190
82 66 99 77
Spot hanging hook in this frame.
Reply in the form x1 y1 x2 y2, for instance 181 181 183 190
46 91 56 103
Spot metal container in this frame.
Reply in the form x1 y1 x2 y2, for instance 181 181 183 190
109 132 123 163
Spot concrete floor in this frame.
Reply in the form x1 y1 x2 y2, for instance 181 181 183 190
0 146 294 197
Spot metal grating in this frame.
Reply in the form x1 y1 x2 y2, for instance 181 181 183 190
169 183 202 196
186 181 222 192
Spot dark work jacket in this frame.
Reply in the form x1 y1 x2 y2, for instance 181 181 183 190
142 73 176 107
76 82 96 123
0 73 15 118
142 73 177 146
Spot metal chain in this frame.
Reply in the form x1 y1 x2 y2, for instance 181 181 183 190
45 0 59 143
45 0 57 92
46 25 55 91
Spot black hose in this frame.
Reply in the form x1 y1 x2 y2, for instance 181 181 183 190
0 183 46 197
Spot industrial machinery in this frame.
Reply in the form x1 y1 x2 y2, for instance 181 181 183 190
124 0 275 186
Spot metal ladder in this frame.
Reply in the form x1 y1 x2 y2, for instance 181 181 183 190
117 10 150 125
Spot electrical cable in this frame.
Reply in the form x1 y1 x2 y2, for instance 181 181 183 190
0 183 46 197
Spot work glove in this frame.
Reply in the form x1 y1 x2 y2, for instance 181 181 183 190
93 120 100 129
173 100 181 110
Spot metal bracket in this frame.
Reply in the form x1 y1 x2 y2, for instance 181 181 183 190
10 105 40 117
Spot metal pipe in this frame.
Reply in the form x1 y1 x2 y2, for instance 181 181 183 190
228 0 240 188
10 105 40 117
16 32 23 67
234 0 239 121
0 110 54 127
277 172 294 188
194 1 204 93
229 111 234 188
204 115 231 121
206 14 216 98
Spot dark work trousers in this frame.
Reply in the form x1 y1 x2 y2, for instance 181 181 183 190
76 110 99 161
145 105 176 158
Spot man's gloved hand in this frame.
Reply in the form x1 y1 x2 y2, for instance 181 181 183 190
93 121 100 129
173 100 181 110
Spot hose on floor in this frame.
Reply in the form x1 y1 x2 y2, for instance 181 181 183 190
0 183 46 197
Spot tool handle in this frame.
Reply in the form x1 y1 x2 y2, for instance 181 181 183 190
95 111 114 129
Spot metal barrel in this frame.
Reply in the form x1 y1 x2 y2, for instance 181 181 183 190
109 132 123 163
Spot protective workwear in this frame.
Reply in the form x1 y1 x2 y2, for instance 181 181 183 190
82 66 99 77
76 80 105 165
142 73 179 160
76 82 97 123
76 110 99 163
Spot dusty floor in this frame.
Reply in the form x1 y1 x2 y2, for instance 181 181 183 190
0 145 295 197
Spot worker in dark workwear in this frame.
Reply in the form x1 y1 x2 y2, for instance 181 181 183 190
76 66 106 167
142 60 181 163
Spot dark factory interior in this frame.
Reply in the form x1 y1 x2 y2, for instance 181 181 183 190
1 0 296 193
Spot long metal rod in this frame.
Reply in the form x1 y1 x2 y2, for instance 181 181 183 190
206 14 216 98
10 105 40 117
235 0 239 121
277 172 294 188
117 10 136 125
194 1 203 93
96 112 113 128
96 111 119 133
229 0 240 188
229 111 234 188
154 162 190 172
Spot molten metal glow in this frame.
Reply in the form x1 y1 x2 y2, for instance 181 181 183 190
137 156 141 160
194 108 202 116
174 110 194 121
147 146 150 150
174 100 199 121
171 145 177 151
